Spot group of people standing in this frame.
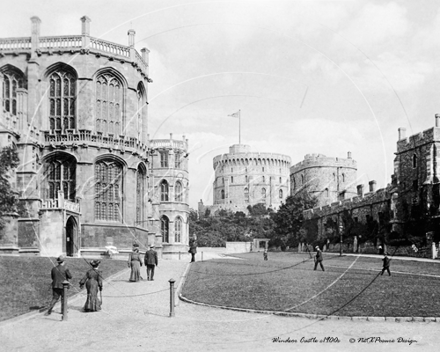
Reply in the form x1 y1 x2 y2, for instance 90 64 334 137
128 244 158 282
45 256 103 316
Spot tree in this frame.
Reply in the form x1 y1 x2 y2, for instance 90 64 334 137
271 193 318 248
0 145 20 230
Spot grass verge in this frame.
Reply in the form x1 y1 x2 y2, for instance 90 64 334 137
0 256 127 321
182 252 440 317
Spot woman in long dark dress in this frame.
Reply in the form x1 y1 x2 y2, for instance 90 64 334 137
128 246 142 282
79 260 103 312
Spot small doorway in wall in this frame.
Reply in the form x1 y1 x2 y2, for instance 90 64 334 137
66 216 77 257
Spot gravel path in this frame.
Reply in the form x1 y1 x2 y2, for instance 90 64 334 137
0 253 438 352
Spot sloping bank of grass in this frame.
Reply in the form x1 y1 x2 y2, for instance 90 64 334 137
182 252 440 317
0 256 127 321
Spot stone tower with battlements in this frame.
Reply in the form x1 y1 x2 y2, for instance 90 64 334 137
210 144 291 213
290 152 357 207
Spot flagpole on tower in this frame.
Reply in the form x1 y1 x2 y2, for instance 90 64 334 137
228 110 241 144
238 109 241 144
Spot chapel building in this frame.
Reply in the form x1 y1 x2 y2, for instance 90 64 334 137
0 16 189 258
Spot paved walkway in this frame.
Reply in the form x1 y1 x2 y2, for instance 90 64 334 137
0 251 438 352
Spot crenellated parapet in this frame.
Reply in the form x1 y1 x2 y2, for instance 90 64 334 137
303 186 392 220
213 144 291 170
290 153 357 174
396 127 440 154
212 144 291 210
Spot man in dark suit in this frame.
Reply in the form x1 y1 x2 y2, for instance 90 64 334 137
314 246 325 271
45 255 72 315
144 245 158 281
188 240 197 263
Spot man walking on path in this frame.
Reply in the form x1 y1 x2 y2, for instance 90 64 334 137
45 255 72 315
381 252 391 276
314 246 325 271
144 245 158 281
188 240 197 263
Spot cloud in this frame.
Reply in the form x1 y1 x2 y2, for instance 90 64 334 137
340 2 409 52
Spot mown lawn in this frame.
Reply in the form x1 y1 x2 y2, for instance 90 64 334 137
182 252 440 317
0 256 127 321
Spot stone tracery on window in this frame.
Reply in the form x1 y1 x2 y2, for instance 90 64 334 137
96 73 123 135
94 159 123 222
49 70 76 131
174 216 182 243
136 164 146 226
1 66 26 116
44 154 76 201
161 215 169 243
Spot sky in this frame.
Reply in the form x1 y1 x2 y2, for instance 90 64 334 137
2 0 440 209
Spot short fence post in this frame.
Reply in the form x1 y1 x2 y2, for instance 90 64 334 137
169 279 175 317
62 280 69 321
201 252 203 262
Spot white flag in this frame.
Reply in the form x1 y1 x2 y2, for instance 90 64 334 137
228 111 240 118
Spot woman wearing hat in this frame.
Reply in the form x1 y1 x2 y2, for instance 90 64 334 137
79 260 103 312
128 244 142 282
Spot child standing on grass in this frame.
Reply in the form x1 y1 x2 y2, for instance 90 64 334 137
381 253 391 276
263 248 268 261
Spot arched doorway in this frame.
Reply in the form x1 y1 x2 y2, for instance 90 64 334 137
66 216 77 256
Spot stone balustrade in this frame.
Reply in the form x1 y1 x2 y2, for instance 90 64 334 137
0 37 32 50
39 35 82 49
89 37 130 58
149 139 187 150
40 197 80 213
44 129 148 154
0 35 147 75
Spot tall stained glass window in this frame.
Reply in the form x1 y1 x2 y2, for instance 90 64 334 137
96 73 123 135
49 71 76 131
95 160 123 221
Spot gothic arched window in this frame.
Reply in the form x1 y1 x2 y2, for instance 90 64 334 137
160 151 168 168
175 181 182 202
96 73 123 135
221 189 225 199
279 189 283 199
136 83 145 142
161 180 169 201
136 164 146 225
94 159 123 221
1 66 26 116
244 187 249 202
174 217 182 243
44 154 76 200
161 216 169 243
49 70 76 131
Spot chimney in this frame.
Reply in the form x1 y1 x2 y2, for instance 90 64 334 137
128 29 136 47
347 151 352 159
369 180 376 193
398 127 406 140
141 47 150 63
436 114 440 128
81 16 91 36
357 184 364 197
30 16 41 53
170 133 173 140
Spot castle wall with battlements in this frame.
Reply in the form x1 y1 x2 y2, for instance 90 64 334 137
290 152 358 207
212 144 291 211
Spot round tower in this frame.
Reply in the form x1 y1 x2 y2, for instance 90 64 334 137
290 152 357 206
212 144 291 212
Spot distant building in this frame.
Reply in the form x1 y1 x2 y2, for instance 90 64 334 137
0 16 189 258
290 152 357 207
303 115 440 258
199 144 291 214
